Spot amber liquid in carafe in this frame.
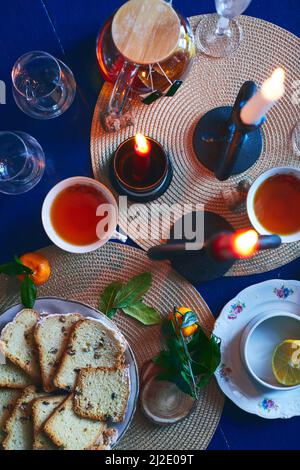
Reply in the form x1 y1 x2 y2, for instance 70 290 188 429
97 15 195 95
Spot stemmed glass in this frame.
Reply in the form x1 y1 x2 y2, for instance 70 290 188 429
12 51 76 119
292 122 300 156
196 0 252 58
0 131 45 195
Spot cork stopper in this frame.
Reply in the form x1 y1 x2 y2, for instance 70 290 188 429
112 0 181 65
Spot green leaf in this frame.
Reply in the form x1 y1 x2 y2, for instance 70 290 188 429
114 273 152 308
181 311 198 328
21 276 36 308
99 281 123 318
106 309 118 320
122 301 160 325
181 370 191 385
154 313 221 399
189 328 221 375
196 375 211 388
0 261 33 276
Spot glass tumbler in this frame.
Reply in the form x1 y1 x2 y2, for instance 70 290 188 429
12 51 76 119
0 131 45 195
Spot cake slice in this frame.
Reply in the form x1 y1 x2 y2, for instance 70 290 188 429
0 360 32 389
32 395 65 450
2 385 46 450
44 394 107 450
0 388 22 445
74 366 130 422
0 309 41 381
34 313 82 392
54 319 126 391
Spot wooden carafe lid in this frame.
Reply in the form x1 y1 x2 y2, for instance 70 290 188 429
112 0 181 65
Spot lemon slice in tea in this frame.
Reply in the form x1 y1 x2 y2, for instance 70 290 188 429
272 340 300 386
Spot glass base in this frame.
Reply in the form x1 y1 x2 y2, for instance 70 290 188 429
12 60 76 120
196 14 242 58
0 132 45 195
292 122 300 156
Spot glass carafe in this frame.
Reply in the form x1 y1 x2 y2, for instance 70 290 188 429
96 0 195 132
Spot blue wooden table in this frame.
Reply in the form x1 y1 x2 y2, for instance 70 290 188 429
0 0 299 450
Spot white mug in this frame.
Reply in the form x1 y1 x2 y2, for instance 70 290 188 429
42 176 127 253
247 166 300 243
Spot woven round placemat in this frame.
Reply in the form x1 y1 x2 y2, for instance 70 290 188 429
91 15 300 276
0 243 224 450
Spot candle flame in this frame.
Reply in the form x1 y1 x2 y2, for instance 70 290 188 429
135 133 151 156
232 229 259 258
261 67 285 101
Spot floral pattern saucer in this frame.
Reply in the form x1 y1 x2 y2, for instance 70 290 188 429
213 280 300 419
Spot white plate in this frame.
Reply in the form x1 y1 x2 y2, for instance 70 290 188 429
213 280 300 419
0 297 139 448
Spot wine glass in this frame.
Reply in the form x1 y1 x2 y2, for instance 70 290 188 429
196 0 252 58
292 122 300 156
0 131 45 195
12 51 76 119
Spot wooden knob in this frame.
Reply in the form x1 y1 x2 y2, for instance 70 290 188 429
112 0 181 65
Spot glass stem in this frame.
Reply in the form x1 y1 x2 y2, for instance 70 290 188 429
215 16 230 36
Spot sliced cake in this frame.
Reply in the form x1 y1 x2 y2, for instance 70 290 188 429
44 394 107 450
0 309 41 381
32 395 65 450
2 385 46 450
0 360 32 389
35 313 82 392
0 388 22 445
54 319 126 391
74 366 130 422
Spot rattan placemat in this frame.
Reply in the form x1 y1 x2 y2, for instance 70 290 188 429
91 15 300 276
0 243 224 450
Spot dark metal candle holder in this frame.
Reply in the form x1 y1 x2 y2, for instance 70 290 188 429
148 211 235 283
110 136 173 202
193 81 265 181
148 211 281 284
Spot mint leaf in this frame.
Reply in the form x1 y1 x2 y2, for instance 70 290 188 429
114 273 152 308
99 281 123 318
21 275 36 308
123 301 160 325
0 261 33 276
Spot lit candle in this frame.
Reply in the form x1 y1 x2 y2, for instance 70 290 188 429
240 68 285 125
134 133 151 157
133 133 151 181
210 230 281 261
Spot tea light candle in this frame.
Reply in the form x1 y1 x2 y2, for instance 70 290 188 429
240 68 285 125
110 134 173 202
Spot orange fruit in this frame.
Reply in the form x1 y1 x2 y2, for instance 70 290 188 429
182 323 198 338
18 253 51 286
169 306 198 337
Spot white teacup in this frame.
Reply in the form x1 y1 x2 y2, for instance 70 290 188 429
42 176 126 254
240 311 300 391
247 166 300 243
